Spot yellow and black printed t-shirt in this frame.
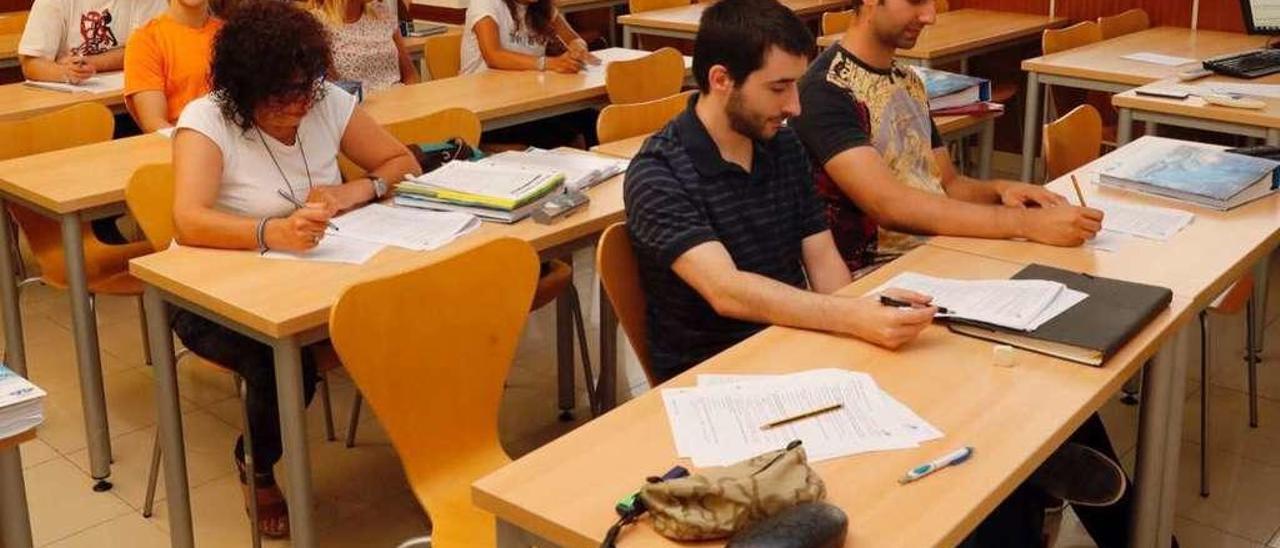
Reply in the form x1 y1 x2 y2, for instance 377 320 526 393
791 43 944 275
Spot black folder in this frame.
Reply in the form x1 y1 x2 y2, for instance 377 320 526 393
946 264 1173 367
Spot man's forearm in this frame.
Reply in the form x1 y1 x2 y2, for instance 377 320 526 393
941 174 1005 204
709 271 853 334
19 56 64 82
89 48 125 72
873 187 1024 240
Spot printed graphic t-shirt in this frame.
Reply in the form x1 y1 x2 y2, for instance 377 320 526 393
19 0 166 59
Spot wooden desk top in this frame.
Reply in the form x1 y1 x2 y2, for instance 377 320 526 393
362 68 611 128
928 155 1280 310
0 133 169 215
587 112 998 160
0 429 36 452
816 9 1068 60
618 0 847 32
130 167 625 338
0 33 18 62
0 80 126 122
1113 74 1280 129
1021 27 1267 87
473 244 1194 548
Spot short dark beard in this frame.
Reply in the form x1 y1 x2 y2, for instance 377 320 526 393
726 87 770 141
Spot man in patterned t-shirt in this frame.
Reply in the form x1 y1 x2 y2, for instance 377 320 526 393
790 0 1104 277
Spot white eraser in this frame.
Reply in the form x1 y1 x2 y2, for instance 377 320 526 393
993 345 1016 368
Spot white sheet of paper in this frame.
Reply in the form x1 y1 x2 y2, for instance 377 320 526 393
1084 229 1126 252
329 203 479 251
24 71 124 93
1025 287 1088 330
584 47 693 75
1121 52 1198 66
868 272 1068 331
1093 199 1194 241
1200 82 1280 99
261 233 384 264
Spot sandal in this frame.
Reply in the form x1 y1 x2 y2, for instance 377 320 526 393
236 457 290 539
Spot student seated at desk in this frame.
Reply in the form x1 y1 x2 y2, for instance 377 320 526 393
308 0 419 93
170 0 420 538
123 0 222 133
789 0 1105 277
627 2 1133 546
18 0 165 84
459 0 600 148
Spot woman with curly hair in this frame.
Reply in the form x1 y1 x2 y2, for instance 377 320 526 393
170 0 420 538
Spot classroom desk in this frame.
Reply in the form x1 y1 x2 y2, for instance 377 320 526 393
0 50 665 490
618 0 849 49
472 245 1196 547
558 0 630 45
1 34 18 69
590 111 1001 177
816 9 1068 71
1113 74 1280 146
1018 27 1267 182
927 148 1280 546
0 428 36 548
131 161 628 548
0 78 127 121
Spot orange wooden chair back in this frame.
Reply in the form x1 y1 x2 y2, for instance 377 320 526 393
597 90 693 144
605 47 685 105
1043 104 1102 181
596 223 657 386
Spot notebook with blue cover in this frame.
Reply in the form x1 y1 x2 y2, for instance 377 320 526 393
911 66 992 111
1097 136 1280 211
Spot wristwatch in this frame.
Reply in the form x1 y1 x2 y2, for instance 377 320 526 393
369 176 388 200
536 55 547 72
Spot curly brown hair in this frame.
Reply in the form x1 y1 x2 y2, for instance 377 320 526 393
210 0 334 131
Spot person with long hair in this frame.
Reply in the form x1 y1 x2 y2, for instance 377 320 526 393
460 0 597 75
169 0 420 537
308 0 419 93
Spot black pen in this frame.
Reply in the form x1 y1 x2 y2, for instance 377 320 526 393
276 189 339 232
879 295 949 315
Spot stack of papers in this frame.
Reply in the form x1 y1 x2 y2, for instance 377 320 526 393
396 161 565 223
663 369 941 466
24 71 124 94
329 203 479 251
869 272 1087 332
1093 198 1194 241
262 233 385 265
481 149 627 191
1121 52 1198 66
0 365 45 440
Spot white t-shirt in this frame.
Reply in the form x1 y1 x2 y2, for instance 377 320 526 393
459 0 549 75
19 0 166 59
175 82 359 219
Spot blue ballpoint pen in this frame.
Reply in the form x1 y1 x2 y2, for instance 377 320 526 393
899 446 973 484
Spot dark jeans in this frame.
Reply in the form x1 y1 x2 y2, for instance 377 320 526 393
170 309 319 484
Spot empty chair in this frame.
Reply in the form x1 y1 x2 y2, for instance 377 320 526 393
821 10 853 35
597 90 694 144
330 237 540 547
423 32 462 80
628 0 688 13
1098 8 1150 40
605 47 685 105
0 11 27 34
1042 21 1102 55
1042 104 1102 181
1199 278 1261 497
596 222 658 387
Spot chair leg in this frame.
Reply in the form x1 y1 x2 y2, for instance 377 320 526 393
556 289 575 422
567 285 598 416
137 296 153 366
345 392 363 448
235 374 263 548
142 429 163 517
318 373 336 442
1200 311 1210 498
1247 297 1260 428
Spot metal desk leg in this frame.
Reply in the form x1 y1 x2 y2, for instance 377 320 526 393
1252 256 1270 381
60 213 112 490
0 201 32 548
623 26 633 49
557 258 576 420
1117 108 1134 146
598 280 618 411
146 288 194 548
1156 324 1191 546
1130 325 1190 547
273 338 316 548
1020 72 1041 183
977 118 994 180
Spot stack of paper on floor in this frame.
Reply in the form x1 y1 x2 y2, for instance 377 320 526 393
481 148 627 191
911 66 991 112
662 369 941 467
0 365 45 439
1096 136 1279 211
24 71 124 94
395 161 565 223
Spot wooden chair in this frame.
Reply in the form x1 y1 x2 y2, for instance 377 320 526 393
1042 21 1102 55
0 11 27 34
936 0 949 12
0 103 156 362
423 32 462 81
338 107 482 182
596 223 658 386
125 164 342 545
1042 104 1101 181
605 47 684 105
628 0 687 13
1098 8 1150 40
821 10 853 36
330 237 539 548
597 90 694 144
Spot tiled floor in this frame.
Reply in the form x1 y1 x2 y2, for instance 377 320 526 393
10 245 1280 547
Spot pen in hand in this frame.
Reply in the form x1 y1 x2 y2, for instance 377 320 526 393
276 189 340 232
1070 174 1088 208
879 294 949 315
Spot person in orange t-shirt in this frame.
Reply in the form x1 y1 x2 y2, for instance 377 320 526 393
124 0 222 133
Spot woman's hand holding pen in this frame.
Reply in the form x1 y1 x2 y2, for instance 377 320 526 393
266 205 334 251
566 38 600 66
